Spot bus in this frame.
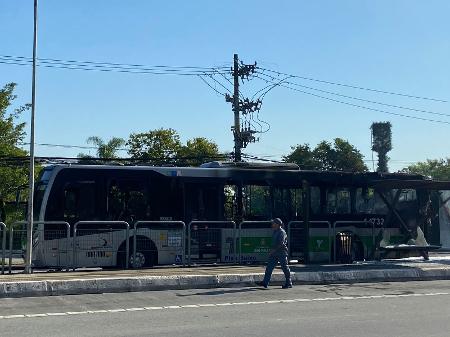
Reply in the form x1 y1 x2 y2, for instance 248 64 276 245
31 162 450 268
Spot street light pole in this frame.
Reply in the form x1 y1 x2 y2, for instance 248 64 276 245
25 0 38 274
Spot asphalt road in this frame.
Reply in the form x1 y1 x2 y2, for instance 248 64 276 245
1 280 450 337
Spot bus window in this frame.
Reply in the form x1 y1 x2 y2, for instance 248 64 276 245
63 181 97 221
107 180 148 222
224 185 235 220
244 185 271 220
311 186 321 214
273 187 303 220
327 188 351 214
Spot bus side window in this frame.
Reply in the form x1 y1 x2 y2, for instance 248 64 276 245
326 188 351 214
107 180 148 222
310 186 321 214
63 182 96 221
356 188 376 214
273 187 303 220
244 185 271 220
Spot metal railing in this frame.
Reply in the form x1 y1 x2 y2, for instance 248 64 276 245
188 221 236 266
287 221 332 263
73 221 130 270
10 221 71 273
238 221 272 264
133 221 186 267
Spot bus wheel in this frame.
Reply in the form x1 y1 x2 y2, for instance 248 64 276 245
116 238 158 269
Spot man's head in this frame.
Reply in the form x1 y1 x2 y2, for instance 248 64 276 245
271 218 283 230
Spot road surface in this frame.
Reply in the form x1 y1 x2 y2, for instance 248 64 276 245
1 280 450 337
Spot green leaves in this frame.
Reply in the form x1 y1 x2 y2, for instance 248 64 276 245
404 159 450 180
284 138 368 172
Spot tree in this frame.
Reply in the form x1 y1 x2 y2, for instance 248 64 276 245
371 122 392 173
0 83 30 222
78 136 125 159
177 137 221 166
403 159 450 180
284 138 368 172
127 128 182 164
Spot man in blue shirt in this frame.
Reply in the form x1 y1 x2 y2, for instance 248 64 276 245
257 218 292 289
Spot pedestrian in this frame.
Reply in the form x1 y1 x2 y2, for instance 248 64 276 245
257 218 292 289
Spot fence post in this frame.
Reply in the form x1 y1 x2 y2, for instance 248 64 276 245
8 227 13 274
188 222 192 267
133 223 137 269
238 222 242 265
233 222 237 265
287 222 292 260
0 223 5 275
125 223 130 269
327 221 332 263
73 222 78 271
65 222 70 271
333 222 337 264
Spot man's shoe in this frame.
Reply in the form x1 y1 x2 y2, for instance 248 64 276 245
282 283 293 289
256 281 268 289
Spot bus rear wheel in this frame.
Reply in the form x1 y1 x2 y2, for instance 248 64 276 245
116 238 158 269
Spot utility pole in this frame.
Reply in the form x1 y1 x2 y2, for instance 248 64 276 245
226 54 258 163
25 0 38 274
232 54 242 162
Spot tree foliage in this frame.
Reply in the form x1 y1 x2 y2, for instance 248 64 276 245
284 138 368 172
403 158 450 181
0 83 28 200
78 136 125 159
371 121 392 173
177 137 220 166
126 129 221 166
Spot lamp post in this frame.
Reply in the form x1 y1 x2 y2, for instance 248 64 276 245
24 0 38 274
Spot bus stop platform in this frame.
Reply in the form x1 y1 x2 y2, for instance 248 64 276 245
1 255 450 298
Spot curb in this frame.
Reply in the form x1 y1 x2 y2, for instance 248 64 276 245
1 268 450 298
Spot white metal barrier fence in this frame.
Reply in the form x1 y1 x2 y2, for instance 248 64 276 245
238 221 272 264
287 221 332 263
188 221 236 266
133 221 186 268
73 221 130 270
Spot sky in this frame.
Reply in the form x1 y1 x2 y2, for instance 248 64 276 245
1 0 449 171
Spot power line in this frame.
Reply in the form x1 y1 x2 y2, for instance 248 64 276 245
0 57 229 76
254 76 450 125
197 75 226 96
257 67 448 103
0 55 228 71
257 72 450 119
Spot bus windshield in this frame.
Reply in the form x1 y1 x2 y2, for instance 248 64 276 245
33 168 53 220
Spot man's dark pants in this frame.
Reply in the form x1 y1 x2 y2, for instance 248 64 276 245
263 253 291 286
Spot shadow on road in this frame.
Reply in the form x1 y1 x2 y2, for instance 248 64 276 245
176 287 262 297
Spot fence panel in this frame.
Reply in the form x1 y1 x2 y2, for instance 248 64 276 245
332 220 375 263
287 221 332 263
238 221 273 264
12 221 71 272
133 221 185 268
188 221 236 266
73 221 130 270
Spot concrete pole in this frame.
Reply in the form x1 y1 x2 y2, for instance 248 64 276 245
24 0 38 274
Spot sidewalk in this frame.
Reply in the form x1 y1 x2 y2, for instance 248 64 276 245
1 256 450 298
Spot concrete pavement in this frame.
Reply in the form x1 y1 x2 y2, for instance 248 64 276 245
1 256 450 297
1 280 450 337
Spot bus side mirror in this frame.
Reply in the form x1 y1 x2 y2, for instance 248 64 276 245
0 198 5 223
